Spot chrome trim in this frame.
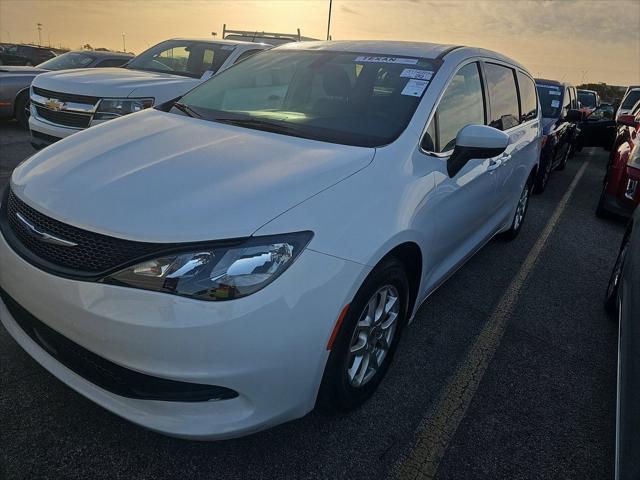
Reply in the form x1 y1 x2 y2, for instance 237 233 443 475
30 92 98 113
15 212 78 247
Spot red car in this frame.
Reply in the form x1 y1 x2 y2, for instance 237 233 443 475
597 101 640 218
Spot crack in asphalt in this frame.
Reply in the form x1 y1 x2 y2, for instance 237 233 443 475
391 152 593 480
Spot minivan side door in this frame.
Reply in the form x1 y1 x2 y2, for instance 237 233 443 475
420 60 502 285
482 62 536 222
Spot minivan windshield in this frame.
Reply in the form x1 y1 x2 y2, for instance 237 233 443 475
536 84 563 118
578 90 597 108
126 40 235 78
176 50 436 147
37 52 95 70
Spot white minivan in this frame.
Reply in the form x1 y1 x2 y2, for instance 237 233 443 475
28 38 271 148
1 40 540 439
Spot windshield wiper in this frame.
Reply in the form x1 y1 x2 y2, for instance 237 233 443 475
173 102 201 118
212 117 309 137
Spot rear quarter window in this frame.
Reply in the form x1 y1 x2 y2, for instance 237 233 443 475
517 71 537 122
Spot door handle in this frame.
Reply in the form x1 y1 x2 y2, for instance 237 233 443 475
488 158 502 170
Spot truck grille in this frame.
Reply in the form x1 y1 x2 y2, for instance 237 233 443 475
32 86 100 105
35 106 91 128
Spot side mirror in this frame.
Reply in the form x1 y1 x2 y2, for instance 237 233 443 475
618 114 639 127
447 125 509 177
566 109 583 122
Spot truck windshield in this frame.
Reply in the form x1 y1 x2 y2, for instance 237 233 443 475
536 84 563 118
176 50 435 147
126 40 235 78
578 91 597 108
621 90 640 110
37 52 95 70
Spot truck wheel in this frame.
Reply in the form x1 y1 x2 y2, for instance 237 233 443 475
15 92 30 128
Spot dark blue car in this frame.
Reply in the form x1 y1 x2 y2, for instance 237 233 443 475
534 79 582 193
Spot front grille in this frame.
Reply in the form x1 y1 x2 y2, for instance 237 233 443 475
32 86 100 105
0 288 238 402
35 106 91 128
5 189 170 273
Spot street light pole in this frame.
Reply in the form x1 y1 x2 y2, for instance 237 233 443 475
121 32 126 52
326 0 332 40
36 23 42 46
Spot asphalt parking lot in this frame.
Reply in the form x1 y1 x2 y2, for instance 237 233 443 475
0 119 625 479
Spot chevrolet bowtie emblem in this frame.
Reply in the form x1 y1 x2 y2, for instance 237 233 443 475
15 212 78 247
44 98 65 111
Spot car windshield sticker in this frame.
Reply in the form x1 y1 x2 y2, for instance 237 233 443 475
539 85 560 90
400 69 433 80
551 100 560 108
549 91 561 95
355 56 419 65
401 79 429 97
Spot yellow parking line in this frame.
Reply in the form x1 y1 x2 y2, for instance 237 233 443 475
392 149 594 480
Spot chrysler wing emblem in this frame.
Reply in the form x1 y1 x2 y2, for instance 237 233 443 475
15 212 78 247
44 98 65 111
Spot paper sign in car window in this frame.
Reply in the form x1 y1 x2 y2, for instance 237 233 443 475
551 100 560 108
402 79 429 97
355 56 419 65
549 91 561 96
401 69 433 80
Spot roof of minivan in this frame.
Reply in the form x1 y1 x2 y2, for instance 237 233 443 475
274 40 528 70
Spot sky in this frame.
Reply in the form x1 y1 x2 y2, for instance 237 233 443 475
1 0 639 86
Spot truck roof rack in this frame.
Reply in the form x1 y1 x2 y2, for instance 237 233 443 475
221 25 318 44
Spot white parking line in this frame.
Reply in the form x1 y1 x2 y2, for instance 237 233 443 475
393 149 594 480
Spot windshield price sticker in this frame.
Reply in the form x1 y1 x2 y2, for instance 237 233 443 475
400 69 433 80
549 90 561 95
401 79 429 97
355 56 419 65
551 100 560 108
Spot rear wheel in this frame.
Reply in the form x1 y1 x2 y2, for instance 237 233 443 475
319 257 409 412
533 156 552 193
14 91 30 128
502 175 532 240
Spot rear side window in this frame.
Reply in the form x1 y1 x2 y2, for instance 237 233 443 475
424 62 485 153
484 63 520 130
517 72 537 122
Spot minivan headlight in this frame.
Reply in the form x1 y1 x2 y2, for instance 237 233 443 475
94 98 154 120
102 232 313 301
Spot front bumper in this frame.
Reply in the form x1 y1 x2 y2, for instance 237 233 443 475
28 113 78 148
0 230 369 439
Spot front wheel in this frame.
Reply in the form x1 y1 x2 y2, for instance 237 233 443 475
557 145 570 171
502 176 532 240
318 257 409 412
533 156 552 193
15 91 30 128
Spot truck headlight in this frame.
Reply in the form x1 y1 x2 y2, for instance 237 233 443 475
94 98 154 120
102 232 313 301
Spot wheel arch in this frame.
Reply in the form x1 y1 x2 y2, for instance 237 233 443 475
375 241 423 319
13 86 30 117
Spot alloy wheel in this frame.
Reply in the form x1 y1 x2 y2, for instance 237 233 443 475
513 182 530 231
346 285 400 387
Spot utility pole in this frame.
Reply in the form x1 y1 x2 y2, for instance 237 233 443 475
36 23 42 46
121 32 126 52
326 0 332 40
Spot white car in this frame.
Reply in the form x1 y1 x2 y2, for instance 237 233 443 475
0 40 541 439
28 38 271 148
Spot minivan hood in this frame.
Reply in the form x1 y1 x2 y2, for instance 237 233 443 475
11 109 374 243
32 67 199 99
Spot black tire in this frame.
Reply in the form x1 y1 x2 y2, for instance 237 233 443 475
605 231 630 318
15 91 30 128
533 156 552 194
596 183 611 219
502 174 533 240
318 257 409 412
557 145 570 171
